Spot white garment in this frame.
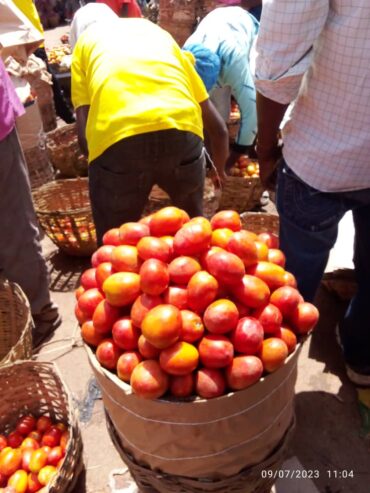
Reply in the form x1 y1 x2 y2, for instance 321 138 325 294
69 3 118 49
254 0 370 193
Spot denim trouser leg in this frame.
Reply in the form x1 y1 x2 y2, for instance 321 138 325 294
277 161 345 302
89 130 205 245
340 205 370 372
277 160 370 372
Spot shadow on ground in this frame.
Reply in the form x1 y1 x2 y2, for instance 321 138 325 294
292 285 370 493
46 250 90 292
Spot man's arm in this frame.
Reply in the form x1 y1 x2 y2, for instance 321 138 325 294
200 98 229 184
76 105 90 157
255 92 288 189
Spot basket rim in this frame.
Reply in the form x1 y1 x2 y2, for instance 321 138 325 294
85 342 302 406
32 177 91 215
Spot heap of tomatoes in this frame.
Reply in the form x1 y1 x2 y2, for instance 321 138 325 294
229 155 260 179
0 415 69 493
75 208 319 400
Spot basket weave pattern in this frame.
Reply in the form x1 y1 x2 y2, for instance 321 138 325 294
218 176 263 213
46 124 88 178
0 279 33 365
0 361 83 493
24 144 55 190
32 178 97 256
107 412 295 493
240 212 280 236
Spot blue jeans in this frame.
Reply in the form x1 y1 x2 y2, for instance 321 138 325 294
277 160 370 373
89 129 206 245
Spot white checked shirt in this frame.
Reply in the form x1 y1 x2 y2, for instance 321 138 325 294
254 0 370 192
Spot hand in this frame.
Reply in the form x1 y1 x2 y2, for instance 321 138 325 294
256 144 282 191
209 166 227 189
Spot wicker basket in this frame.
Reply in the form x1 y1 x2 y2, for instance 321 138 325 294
24 143 55 190
46 124 88 178
240 212 280 236
32 178 97 256
0 278 33 366
0 361 83 493
218 176 264 213
143 178 219 219
106 411 295 493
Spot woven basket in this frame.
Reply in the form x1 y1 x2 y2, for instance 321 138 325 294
39 100 57 133
106 411 295 493
218 176 264 213
0 278 33 366
0 361 83 493
143 178 219 219
23 143 55 190
46 124 88 178
240 212 280 236
32 178 97 256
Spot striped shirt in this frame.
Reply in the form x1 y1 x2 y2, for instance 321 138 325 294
254 0 370 192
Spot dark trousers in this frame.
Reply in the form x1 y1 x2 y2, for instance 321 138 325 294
34 48 75 124
89 129 206 245
277 160 370 372
0 129 51 314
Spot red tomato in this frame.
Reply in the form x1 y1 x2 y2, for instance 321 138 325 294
0 436 7 453
47 446 64 467
7 432 23 449
36 416 52 434
15 416 36 436
41 426 62 448
27 472 43 493
59 431 69 453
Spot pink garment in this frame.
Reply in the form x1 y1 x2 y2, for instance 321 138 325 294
0 58 24 142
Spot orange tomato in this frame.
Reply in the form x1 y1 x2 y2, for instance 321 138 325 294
0 448 22 476
7 470 28 493
37 465 57 486
141 304 181 349
29 449 48 474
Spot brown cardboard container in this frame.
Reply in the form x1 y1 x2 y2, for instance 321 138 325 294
16 99 43 150
86 344 301 479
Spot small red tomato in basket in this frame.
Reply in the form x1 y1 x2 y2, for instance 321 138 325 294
41 427 62 448
36 416 52 434
16 415 36 436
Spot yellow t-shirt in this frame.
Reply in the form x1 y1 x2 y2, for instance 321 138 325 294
12 0 44 35
71 18 208 163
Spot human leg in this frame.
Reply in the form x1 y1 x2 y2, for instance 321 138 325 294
88 137 155 245
155 131 206 218
339 203 370 381
276 161 346 302
0 130 52 313
0 129 60 345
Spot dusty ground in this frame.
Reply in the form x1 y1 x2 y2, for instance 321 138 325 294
31 24 370 493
